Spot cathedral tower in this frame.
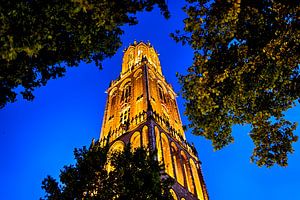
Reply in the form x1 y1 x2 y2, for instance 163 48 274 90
99 41 209 200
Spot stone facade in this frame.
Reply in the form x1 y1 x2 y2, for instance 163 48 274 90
99 41 209 200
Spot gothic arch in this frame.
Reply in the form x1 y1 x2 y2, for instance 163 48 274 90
148 71 155 82
119 78 131 90
170 189 178 200
123 46 135 59
109 87 118 96
120 81 132 104
142 125 149 148
161 133 174 178
158 83 167 104
130 131 141 150
136 45 148 64
149 47 159 66
122 47 135 74
170 142 184 186
133 68 142 78
107 140 125 172
190 158 204 200
133 69 143 100
137 44 148 55
157 80 167 93
181 151 194 194
109 89 118 113
168 90 175 100
109 140 125 153
155 126 162 162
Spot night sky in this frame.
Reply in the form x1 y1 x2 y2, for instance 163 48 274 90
0 1 299 200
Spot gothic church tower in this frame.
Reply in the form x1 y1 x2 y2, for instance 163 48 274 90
99 41 209 200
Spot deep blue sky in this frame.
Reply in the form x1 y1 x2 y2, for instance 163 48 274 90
0 1 299 200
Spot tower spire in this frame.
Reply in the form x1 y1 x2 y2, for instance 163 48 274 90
100 41 209 200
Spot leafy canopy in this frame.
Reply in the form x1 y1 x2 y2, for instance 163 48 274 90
0 0 169 108
172 0 299 167
41 143 173 200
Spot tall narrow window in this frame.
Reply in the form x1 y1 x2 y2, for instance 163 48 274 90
161 133 174 178
107 140 125 172
158 84 166 103
111 95 116 106
111 93 117 111
120 107 130 124
121 83 131 103
190 158 204 200
130 131 141 150
181 151 194 194
142 126 149 148
155 126 162 162
171 142 184 186
109 91 117 120
170 189 178 200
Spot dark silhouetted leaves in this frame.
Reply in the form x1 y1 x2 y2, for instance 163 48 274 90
0 0 169 108
173 0 299 167
41 143 173 200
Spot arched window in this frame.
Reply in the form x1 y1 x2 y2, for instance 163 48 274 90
171 142 184 186
155 126 162 162
158 84 166 103
130 131 141 150
190 158 204 200
161 133 174 178
133 69 142 79
109 140 125 153
181 151 194 194
170 189 178 200
111 92 117 106
107 140 125 172
120 107 130 124
108 88 117 120
121 83 131 103
142 125 149 148
127 50 134 69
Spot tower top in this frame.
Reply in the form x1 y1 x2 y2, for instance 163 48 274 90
100 40 209 200
121 41 162 76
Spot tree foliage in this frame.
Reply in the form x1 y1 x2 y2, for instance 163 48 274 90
172 0 299 167
41 143 173 200
0 0 169 108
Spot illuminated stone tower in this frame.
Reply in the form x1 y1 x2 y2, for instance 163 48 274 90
99 41 209 200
